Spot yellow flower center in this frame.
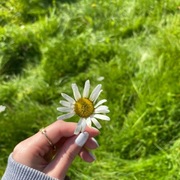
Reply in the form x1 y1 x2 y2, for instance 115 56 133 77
74 98 94 118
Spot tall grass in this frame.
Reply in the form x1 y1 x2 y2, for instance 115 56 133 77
0 0 180 179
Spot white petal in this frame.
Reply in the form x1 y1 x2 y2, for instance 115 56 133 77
57 112 75 120
93 90 103 103
57 107 72 112
83 80 90 98
81 119 87 132
94 114 110 121
59 100 71 107
74 118 83 135
61 93 75 104
72 83 81 101
96 105 109 110
0 105 6 112
97 76 104 81
91 118 102 129
94 105 110 113
89 84 102 102
86 117 92 127
94 99 107 108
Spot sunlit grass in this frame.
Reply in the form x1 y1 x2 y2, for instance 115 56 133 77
0 0 180 179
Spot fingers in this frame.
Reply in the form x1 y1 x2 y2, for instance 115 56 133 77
13 120 100 180
79 148 96 162
43 132 91 179
78 137 99 162
85 137 99 149
33 120 99 153
53 135 99 163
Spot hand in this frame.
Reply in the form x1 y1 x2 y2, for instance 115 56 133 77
12 120 99 180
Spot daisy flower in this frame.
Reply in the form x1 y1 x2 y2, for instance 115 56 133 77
57 80 110 134
0 105 6 113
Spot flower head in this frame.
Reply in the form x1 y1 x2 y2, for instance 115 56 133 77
0 105 6 113
57 80 110 134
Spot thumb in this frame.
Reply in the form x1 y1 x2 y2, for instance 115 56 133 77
44 132 89 179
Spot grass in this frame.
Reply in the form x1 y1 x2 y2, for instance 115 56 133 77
0 0 180 179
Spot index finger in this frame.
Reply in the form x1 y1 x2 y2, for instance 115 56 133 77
32 120 99 149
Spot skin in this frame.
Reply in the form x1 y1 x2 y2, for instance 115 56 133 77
12 120 99 180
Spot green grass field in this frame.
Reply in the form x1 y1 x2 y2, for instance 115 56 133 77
0 0 180 179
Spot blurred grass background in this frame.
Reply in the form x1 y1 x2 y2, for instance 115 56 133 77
0 0 180 179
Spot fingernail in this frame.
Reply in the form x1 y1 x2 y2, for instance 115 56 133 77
88 151 96 161
91 137 99 147
75 132 89 147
